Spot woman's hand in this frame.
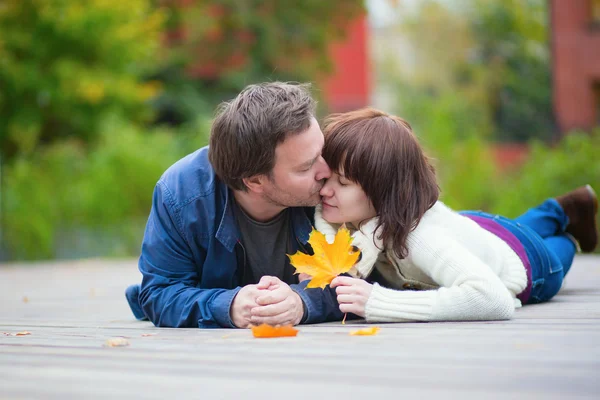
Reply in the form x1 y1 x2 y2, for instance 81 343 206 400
330 276 374 318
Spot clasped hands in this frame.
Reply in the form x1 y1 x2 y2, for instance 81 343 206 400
230 276 304 328
230 274 374 328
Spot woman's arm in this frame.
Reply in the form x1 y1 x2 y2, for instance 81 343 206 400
333 225 515 322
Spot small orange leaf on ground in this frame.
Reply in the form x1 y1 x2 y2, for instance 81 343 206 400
141 333 157 337
104 337 130 347
251 324 299 338
289 226 360 289
349 327 380 336
2 331 31 336
22 296 29 303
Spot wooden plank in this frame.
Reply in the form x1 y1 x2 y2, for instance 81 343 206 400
0 255 599 399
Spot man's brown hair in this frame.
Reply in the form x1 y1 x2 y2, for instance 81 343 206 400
209 82 316 191
322 107 440 259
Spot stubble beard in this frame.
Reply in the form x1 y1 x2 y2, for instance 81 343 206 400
263 181 324 208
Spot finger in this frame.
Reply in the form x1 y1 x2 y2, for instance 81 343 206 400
336 294 359 304
251 311 293 327
256 276 281 289
298 273 312 282
331 276 357 288
335 286 354 295
250 301 290 318
339 303 361 315
256 287 288 306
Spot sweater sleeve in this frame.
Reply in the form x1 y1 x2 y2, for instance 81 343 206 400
365 224 515 323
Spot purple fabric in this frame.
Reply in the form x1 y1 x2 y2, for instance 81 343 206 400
463 215 532 304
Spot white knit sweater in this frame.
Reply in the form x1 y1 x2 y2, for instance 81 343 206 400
314 202 528 322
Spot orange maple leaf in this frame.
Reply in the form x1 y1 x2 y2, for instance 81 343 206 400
288 226 360 289
251 324 299 338
349 327 380 336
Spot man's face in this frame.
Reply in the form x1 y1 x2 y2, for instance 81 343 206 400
261 117 331 208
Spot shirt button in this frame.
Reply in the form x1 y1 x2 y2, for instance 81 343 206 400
403 283 418 290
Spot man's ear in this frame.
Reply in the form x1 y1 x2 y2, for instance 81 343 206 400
242 175 267 193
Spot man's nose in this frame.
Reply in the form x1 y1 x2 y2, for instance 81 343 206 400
315 156 331 181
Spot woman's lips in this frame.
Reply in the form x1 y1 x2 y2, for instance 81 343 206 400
322 201 336 208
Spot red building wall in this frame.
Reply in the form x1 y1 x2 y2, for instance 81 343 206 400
322 16 371 113
551 0 600 132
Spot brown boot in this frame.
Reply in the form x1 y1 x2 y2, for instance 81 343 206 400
556 185 598 253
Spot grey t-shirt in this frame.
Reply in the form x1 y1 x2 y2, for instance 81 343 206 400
232 200 297 285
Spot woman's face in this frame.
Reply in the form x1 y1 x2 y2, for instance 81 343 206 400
319 171 376 227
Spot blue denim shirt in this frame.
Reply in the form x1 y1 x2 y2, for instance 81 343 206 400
138 146 343 328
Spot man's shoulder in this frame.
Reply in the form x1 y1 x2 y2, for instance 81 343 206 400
158 146 223 210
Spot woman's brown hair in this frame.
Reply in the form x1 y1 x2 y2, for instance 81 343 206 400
322 107 439 259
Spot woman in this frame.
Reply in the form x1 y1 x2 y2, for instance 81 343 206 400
313 107 598 322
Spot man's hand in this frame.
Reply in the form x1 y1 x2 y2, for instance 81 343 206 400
250 276 304 326
330 276 373 318
230 279 273 328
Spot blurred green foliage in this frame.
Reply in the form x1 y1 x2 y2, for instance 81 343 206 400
152 0 364 125
3 117 210 260
0 0 165 160
0 0 363 260
1 0 597 260
490 129 600 254
490 130 600 218
382 0 553 143
384 0 599 254
468 0 554 142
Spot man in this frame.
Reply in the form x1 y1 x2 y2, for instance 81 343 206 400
125 82 343 328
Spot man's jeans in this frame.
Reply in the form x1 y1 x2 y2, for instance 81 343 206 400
461 198 577 304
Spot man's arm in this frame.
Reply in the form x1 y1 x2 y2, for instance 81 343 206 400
291 280 344 324
138 182 239 328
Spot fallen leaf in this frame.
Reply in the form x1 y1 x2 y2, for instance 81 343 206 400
349 327 380 336
141 333 157 337
104 337 130 347
22 296 29 303
2 331 32 336
289 226 360 289
251 324 299 338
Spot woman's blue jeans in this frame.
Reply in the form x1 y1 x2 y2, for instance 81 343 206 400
461 199 577 304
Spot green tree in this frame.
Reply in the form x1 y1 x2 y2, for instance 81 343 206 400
152 0 365 124
377 1 498 209
467 0 554 142
379 0 553 143
0 0 165 159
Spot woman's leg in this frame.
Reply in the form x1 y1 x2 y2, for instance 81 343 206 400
514 199 568 239
544 234 577 276
526 233 566 304
491 217 568 304
514 186 598 251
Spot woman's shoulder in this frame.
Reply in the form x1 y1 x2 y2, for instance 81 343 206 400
406 201 464 250
414 201 458 229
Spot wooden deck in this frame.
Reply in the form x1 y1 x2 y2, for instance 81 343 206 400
1 256 599 399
